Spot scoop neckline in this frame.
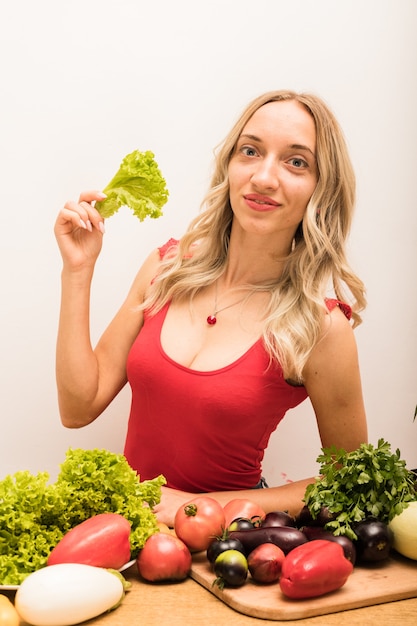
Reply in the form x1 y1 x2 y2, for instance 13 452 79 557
157 302 262 375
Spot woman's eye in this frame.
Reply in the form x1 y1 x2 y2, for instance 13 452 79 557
241 146 258 157
289 157 308 168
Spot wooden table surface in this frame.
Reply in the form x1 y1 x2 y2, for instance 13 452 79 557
8 561 416 626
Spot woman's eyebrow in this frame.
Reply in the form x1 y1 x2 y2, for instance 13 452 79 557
239 133 260 141
290 143 316 159
239 134 316 159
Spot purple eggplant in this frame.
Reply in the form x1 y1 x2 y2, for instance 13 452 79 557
295 504 336 528
261 510 296 528
229 525 308 556
353 518 393 563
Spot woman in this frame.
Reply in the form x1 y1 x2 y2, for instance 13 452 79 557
54 90 367 526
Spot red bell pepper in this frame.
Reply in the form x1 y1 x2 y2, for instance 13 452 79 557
279 539 354 599
47 513 132 569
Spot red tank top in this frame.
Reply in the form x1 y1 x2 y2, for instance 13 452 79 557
124 241 351 492
125 305 308 492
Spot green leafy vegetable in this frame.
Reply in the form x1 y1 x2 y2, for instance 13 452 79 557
95 149 169 221
0 448 166 585
303 438 417 540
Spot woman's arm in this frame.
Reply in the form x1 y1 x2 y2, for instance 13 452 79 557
302 305 368 451
56 259 157 427
54 191 161 427
153 480 314 527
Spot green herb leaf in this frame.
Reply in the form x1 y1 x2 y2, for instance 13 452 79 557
303 439 416 540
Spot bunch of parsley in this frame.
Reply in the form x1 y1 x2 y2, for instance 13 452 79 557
304 438 417 540
0 448 165 585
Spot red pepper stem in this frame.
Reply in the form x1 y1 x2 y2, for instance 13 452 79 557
184 504 198 517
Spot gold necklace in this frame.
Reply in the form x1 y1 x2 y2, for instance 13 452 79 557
206 283 256 326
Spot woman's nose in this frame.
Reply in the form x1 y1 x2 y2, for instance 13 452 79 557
251 157 280 189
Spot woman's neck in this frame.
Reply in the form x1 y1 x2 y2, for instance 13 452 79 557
222 231 291 288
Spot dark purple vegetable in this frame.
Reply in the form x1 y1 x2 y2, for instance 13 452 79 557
302 526 356 565
353 518 393 563
295 505 336 528
229 525 308 556
206 536 246 565
213 549 248 588
228 517 256 531
261 511 296 528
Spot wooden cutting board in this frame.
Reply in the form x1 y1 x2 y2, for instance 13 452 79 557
190 551 417 620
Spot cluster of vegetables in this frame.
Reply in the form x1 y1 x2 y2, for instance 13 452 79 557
0 448 165 586
1 440 416 624
204 502 354 597
2 490 416 626
137 494 417 598
135 440 417 599
2 512 135 626
0 514 131 625
0 447 166 626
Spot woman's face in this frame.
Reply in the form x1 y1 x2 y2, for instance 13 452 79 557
228 99 318 244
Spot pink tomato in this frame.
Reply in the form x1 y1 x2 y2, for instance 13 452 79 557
223 498 266 528
136 532 192 582
174 496 226 551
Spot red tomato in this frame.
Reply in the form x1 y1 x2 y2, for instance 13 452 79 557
223 498 266 528
136 533 192 582
174 496 226 551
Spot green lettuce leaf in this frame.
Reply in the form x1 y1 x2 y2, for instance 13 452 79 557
0 471 64 584
95 149 169 221
55 448 165 555
0 449 166 585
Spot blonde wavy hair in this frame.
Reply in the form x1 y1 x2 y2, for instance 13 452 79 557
143 90 366 381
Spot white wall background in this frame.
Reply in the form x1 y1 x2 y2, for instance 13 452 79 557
1 0 416 483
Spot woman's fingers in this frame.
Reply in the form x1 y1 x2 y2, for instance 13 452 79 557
78 190 107 204
54 191 107 271
61 191 106 233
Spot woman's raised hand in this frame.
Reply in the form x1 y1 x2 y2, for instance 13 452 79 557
54 190 106 271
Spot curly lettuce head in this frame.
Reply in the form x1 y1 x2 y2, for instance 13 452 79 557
0 448 166 585
96 150 169 221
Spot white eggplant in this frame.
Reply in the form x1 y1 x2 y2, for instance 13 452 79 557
14 563 124 626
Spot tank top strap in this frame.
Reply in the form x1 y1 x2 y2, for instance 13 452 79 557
325 297 352 320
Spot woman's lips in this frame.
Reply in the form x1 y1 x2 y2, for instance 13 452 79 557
244 194 281 212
